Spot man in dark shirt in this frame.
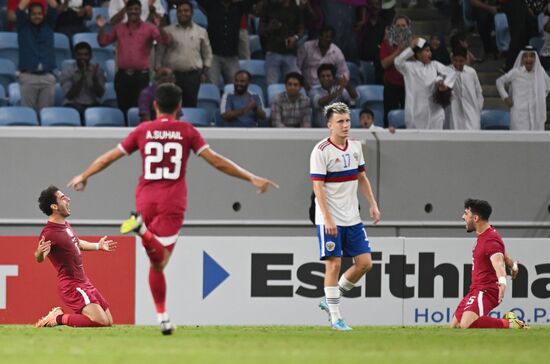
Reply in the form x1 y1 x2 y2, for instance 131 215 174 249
60 42 106 120
198 0 259 86
259 0 304 85
17 0 58 113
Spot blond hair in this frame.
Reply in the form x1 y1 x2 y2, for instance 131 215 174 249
324 102 350 121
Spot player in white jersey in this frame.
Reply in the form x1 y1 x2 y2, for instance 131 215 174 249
310 102 381 331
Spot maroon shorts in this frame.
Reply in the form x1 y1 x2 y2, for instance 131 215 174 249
454 287 499 321
58 280 110 314
136 202 184 245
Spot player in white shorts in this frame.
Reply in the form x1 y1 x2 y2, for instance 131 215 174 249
309 102 381 331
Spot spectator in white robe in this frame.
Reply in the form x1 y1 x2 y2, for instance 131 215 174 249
448 46 483 130
395 37 456 129
496 46 550 131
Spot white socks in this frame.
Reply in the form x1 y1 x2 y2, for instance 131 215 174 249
338 275 356 295
157 312 170 323
324 286 342 324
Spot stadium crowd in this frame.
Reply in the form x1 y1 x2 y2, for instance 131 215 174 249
1 0 550 130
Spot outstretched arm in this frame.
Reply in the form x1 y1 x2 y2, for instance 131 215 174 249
199 148 278 194
79 236 118 252
67 147 125 191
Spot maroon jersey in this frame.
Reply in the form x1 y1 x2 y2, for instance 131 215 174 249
40 221 88 286
470 226 505 290
119 116 209 211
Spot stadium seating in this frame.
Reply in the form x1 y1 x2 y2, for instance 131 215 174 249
127 107 140 127
0 84 6 106
197 83 221 123
54 32 71 70
8 82 20 106
0 32 19 66
480 109 510 130
180 107 210 126
360 61 375 85
494 13 510 53
0 58 16 91
54 83 64 106
40 107 81 126
266 83 307 107
72 33 114 68
346 62 362 87
0 106 39 126
239 59 267 95
105 59 115 82
356 85 384 117
387 109 406 128
84 107 125 127
529 36 544 53
248 35 263 59
223 83 265 105
102 82 117 107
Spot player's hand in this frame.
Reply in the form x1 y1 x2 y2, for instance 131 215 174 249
67 174 87 192
250 175 279 194
504 97 513 108
324 219 337 237
35 236 51 262
370 205 381 224
510 261 519 280
498 283 506 303
98 236 117 252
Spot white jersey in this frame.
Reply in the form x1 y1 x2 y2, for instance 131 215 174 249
310 138 365 226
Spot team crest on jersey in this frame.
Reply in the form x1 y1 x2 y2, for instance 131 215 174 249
325 241 336 252
353 152 359 162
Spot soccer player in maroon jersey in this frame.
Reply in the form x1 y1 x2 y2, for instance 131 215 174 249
67 83 278 335
34 185 118 328
451 198 528 329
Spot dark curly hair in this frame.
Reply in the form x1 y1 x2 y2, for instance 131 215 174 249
38 185 59 216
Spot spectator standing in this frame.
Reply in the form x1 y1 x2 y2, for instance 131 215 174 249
380 15 411 127
55 0 93 39
394 37 456 129
496 46 550 130
301 0 324 40
60 42 106 119
17 0 58 113
137 67 176 122
297 25 349 90
198 0 259 87
501 0 538 72
157 0 212 107
469 0 499 60
309 63 358 127
271 72 312 127
259 0 304 85
539 5 550 71
429 34 451 65
97 0 171 117
447 46 483 130
7 0 46 31
220 70 266 127
358 0 385 84
108 0 165 24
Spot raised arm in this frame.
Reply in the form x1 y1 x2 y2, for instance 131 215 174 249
67 147 125 191
199 148 278 194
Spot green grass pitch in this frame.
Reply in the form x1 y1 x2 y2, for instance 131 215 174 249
1 325 548 364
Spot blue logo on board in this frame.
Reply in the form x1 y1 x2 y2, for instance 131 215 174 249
202 251 230 299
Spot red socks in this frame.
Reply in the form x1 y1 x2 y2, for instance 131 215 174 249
149 267 167 313
469 316 509 329
57 314 106 327
141 230 165 263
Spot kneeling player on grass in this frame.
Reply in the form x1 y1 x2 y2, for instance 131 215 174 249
451 198 527 329
34 185 117 328
310 102 381 331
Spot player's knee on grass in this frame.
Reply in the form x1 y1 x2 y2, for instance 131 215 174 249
83 304 112 326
